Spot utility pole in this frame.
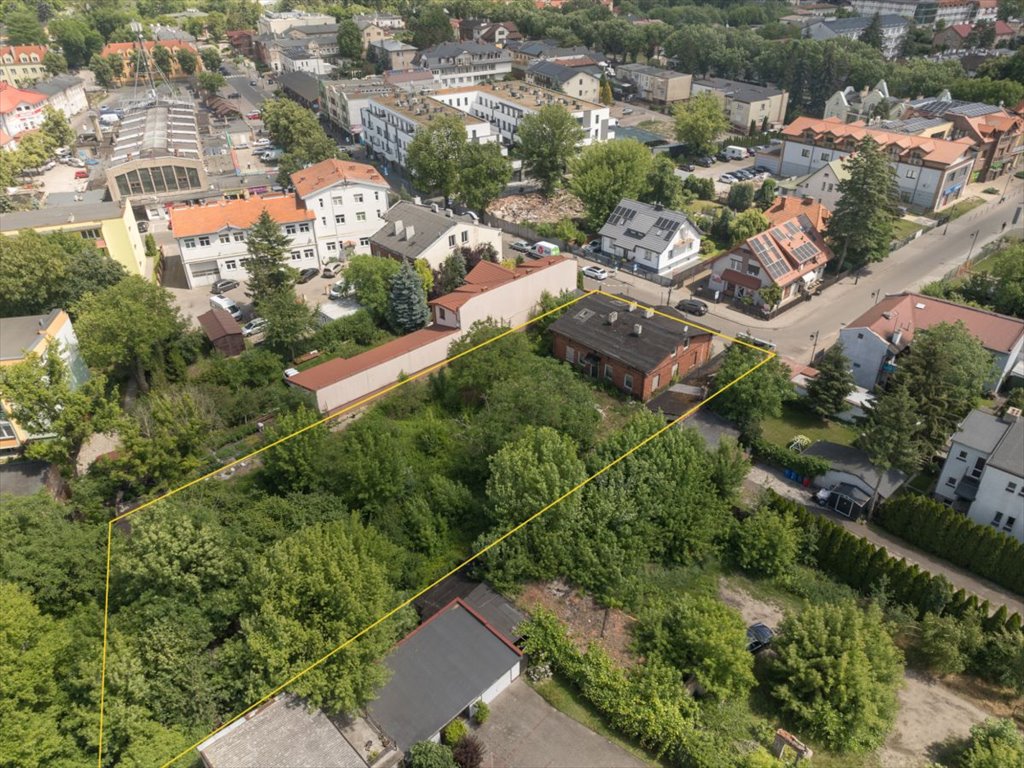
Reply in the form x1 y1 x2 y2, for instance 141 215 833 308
809 330 820 365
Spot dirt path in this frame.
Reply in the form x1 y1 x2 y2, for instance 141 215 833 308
717 579 784 629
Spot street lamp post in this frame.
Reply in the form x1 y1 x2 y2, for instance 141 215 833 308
871 289 881 305
965 229 980 268
809 330 820 364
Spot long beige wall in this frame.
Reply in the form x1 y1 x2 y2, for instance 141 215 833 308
459 258 578 330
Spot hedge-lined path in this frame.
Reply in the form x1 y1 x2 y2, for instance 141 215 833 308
745 464 1024 617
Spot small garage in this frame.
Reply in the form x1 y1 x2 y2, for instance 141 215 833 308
804 441 907 519
198 308 245 357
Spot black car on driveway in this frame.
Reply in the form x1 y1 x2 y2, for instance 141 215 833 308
675 298 709 316
211 278 239 294
297 268 319 284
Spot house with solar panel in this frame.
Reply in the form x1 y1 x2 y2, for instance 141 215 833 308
597 199 702 276
707 198 833 310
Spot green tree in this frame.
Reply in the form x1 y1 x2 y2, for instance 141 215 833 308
859 379 927 514
14 130 56 169
444 320 535 407
408 741 458 768
44 50 69 75
73 275 190 393
826 137 898 272
438 251 467 294
758 283 782 310
960 718 1024 768
387 260 431 334
732 506 801 577
244 210 295 304
6 6 46 44
260 289 315 359
570 139 654 229
859 13 884 50
727 208 769 245
770 601 904 752
459 141 512 213
406 115 468 205
515 105 585 194
710 343 794 436
894 321 995 452
635 594 755 700
336 19 362 59
673 92 729 156
599 74 613 106
756 178 778 208
199 47 221 72
806 342 855 418
151 44 173 76
409 4 455 49
242 519 410 713
53 18 105 69
641 153 684 209
259 98 338 186
175 47 198 76
343 255 402 324
40 105 75 148
197 70 226 96
917 612 980 676
90 53 116 87
727 181 755 212
260 406 327 494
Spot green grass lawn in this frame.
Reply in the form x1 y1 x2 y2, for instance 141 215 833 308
891 218 924 241
684 200 724 216
933 196 985 222
759 402 859 450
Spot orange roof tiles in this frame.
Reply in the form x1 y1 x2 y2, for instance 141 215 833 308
429 256 568 312
0 82 46 113
101 40 198 57
291 158 388 199
170 195 314 237
850 293 1024 354
0 45 48 63
764 196 831 229
783 116 974 166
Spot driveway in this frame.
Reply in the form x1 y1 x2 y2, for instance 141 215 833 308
475 679 646 768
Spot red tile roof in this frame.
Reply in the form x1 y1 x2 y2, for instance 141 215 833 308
783 116 975 166
290 158 388 198
764 196 831 229
198 308 242 340
170 195 314 237
0 45 48 64
101 40 198 57
429 256 567 312
0 82 46 114
288 326 460 392
850 293 1024 354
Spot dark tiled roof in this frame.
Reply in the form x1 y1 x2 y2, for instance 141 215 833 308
197 309 241 341
414 572 527 643
598 198 699 259
548 293 709 374
370 200 468 260
803 441 907 498
989 416 1023 476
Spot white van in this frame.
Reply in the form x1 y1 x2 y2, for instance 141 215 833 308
210 294 242 320
724 145 747 161
530 241 561 258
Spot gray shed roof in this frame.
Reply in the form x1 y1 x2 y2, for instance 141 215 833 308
907 97 1002 118
0 202 125 233
368 601 521 751
418 42 512 66
0 309 61 361
951 409 1010 455
548 292 710 375
527 59 589 85
371 201 472 260
0 461 51 497
414 572 526 642
693 76 785 103
598 198 699 257
989 416 1023 476
278 71 321 102
197 694 366 768
803 441 907 498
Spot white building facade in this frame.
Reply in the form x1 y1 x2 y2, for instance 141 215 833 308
415 42 514 88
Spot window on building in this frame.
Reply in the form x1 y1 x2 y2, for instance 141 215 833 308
1007 482 1018 494
906 168 918 179
448 234 457 247
565 346 575 363
290 251 302 260
354 193 364 203
374 191 380 200
652 374 660 390
857 332 864 339
956 450 967 461
224 259 237 270
377 209 382 218
992 512 1004 526
299 223 311 233
326 241 337 251
801 148 810 158
746 264 760 276
80 228 101 239
623 373 634 391
285 224 297 234
461 230 469 243
946 476 956 487
359 237 370 247
217 233 229 243
303 248 314 258
319 198 324 207
356 212 366 221
671 362 679 378
335 214 346 224
198 236 210 247
604 364 613 381
971 457 986 479
332 197 344 206
233 231 245 242
1006 517 1017 532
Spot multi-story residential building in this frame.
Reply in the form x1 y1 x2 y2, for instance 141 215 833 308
352 13 406 31
778 116 976 211
0 82 46 139
171 195 318 288
319 76 389 140
370 199 504 270
597 199 702 276
525 60 601 103
779 158 849 211
257 11 334 36
823 80 906 123
849 0 980 24
903 94 1024 182
0 45 49 86
367 39 418 70
384 69 437 93
0 200 148 275
708 197 833 310
0 309 88 457
617 64 692 104
99 40 202 83
432 81 614 147
506 40 606 77
691 77 790 133
354 18 391 53
415 42 513 88
804 15 909 59
290 158 392 256
935 408 1024 542
278 44 336 75
973 0 999 21
838 292 1024 391
29 74 87 120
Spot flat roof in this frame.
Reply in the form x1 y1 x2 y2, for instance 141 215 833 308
0 309 61 361
452 80 603 112
0 202 124 232
365 91 488 127
111 100 201 163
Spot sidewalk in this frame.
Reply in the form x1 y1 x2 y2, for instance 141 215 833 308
745 464 1024 617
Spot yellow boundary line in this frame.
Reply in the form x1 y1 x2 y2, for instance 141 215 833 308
95 288 773 768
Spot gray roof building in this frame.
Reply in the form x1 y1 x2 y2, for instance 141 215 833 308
0 202 126 233
803 441 907 498
414 572 526 643
368 600 522 752
28 73 84 97
815 14 909 35
598 198 699 260
197 693 366 768
906 95 1002 118
0 309 64 362
111 100 201 163
949 409 1010 455
692 76 785 104
370 201 486 261
984 413 1024 475
525 59 586 85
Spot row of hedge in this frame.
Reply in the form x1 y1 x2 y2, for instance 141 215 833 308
877 493 1024 595
763 493 1024 635
747 436 831 479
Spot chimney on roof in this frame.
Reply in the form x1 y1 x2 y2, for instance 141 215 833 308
633 323 643 336
1004 407 1022 423
644 308 653 319
404 224 415 240
394 219 404 237
445 208 453 217
413 196 422 205
607 311 618 325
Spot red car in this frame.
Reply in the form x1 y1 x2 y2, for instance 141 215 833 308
246 111 261 121
74 170 89 179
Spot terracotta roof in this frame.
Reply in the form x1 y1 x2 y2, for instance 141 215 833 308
429 257 566 312
290 158 388 198
197 308 242 340
783 116 974 166
944 24 972 38
720 268 762 291
101 40 198 56
0 130 12 146
0 82 46 113
994 20 1014 36
849 293 1024 354
764 196 831 229
0 45 48 63
170 195 314 237
288 325 460 392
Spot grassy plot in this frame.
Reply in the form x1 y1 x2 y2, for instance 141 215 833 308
891 218 924 241
759 402 859 449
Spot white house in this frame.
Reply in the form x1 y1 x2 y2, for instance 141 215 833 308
369 200 503 271
805 15 909 60
597 199 701 276
290 158 393 258
30 74 88 120
823 80 904 124
415 41 513 88
779 158 849 211
935 408 1024 542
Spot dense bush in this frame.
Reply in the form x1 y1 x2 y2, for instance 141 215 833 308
959 718 1024 768
732 506 802 577
916 611 983 676
471 699 489 725
747 436 830 479
408 741 458 768
442 718 468 746
878 494 1024 595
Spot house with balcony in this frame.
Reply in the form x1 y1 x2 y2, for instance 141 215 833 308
597 199 701 277
99 40 202 83
837 292 1024 391
935 408 1024 542
690 77 789 133
415 42 513 88
823 80 906 124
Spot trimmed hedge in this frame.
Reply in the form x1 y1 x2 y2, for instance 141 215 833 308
877 494 1024 595
748 436 831 479
761 492 1024 635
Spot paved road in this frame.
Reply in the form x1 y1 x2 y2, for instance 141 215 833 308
582 182 1024 361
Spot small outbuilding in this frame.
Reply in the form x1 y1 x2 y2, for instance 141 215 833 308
804 441 907 518
198 308 245 357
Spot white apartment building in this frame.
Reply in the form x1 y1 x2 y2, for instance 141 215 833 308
805 15 909 59
415 42 514 89
361 92 496 168
291 158 393 256
319 77 390 141
779 116 975 211
171 195 319 288
257 11 335 36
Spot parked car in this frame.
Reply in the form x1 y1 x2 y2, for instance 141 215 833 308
716 152 730 162
328 281 349 300
211 278 240 294
74 169 89 179
137 221 149 233
746 623 774 654
621 107 634 115
254 138 271 148
227 92 242 99
241 317 268 337
322 262 344 279
675 298 709 316
679 162 695 172
718 174 736 184
297 267 319 283
65 157 85 167
246 111 261 120
584 239 601 254
510 239 531 253
754 165 774 175
696 156 715 167
249 80 258 86
581 265 609 281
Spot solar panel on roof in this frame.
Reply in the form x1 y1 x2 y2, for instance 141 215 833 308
751 234 790 280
